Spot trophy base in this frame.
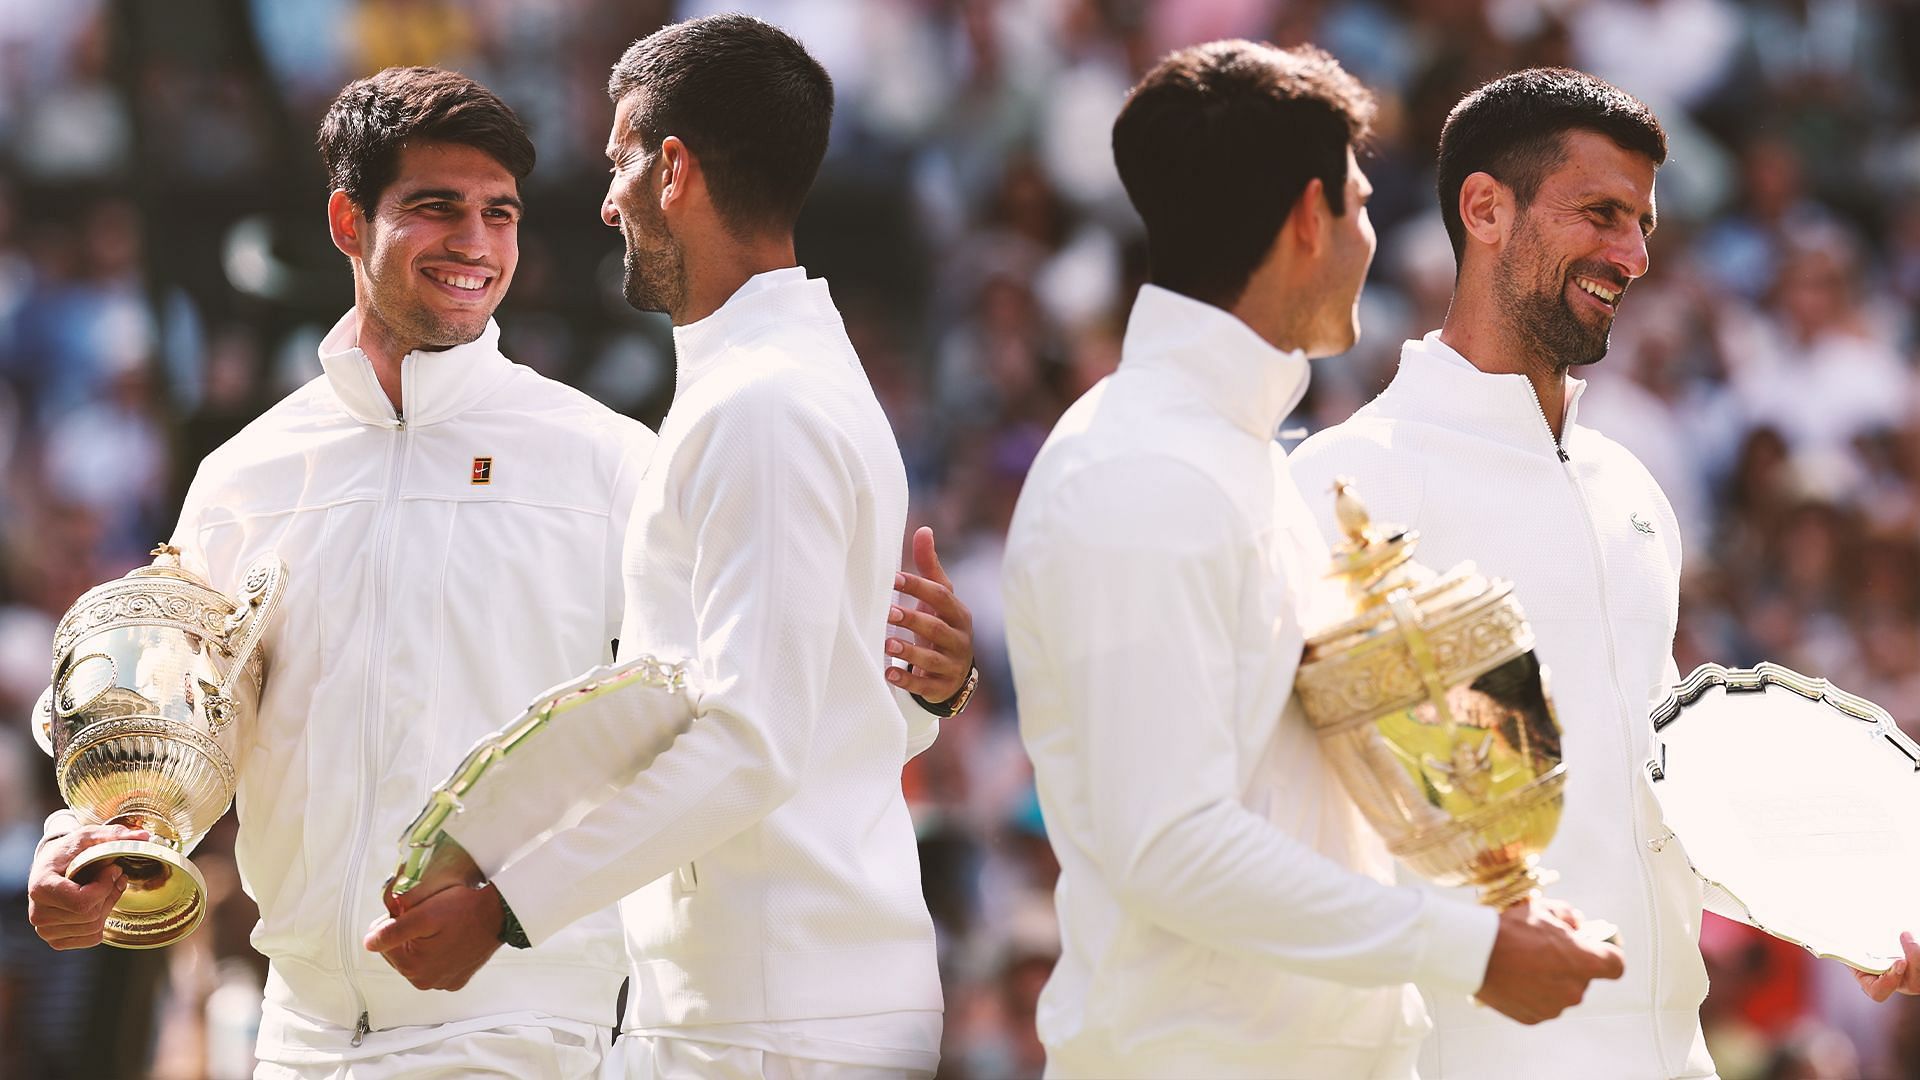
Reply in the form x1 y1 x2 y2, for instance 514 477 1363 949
67 839 208 949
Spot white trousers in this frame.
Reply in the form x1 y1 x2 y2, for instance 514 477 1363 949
253 1022 604 1080
606 1034 934 1079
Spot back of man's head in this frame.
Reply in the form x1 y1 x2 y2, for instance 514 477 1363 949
318 66 535 214
1436 68 1666 262
1112 41 1374 309
609 15 833 238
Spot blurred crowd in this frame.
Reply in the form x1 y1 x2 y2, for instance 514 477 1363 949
2 0 1920 1077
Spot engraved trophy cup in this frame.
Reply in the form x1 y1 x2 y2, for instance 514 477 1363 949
1296 481 1600 927
31 545 286 948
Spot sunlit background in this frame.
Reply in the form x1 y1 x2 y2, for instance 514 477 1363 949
2 1 1919 1077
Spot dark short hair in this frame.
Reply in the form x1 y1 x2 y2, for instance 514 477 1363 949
318 67 536 213
1437 68 1666 260
609 15 833 235
1111 41 1374 307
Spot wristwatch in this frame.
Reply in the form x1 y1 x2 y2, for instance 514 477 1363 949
913 663 979 719
495 885 531 949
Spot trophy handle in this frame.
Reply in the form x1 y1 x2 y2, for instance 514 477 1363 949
387 654 693 898
217 555 288 699
31 686 54 756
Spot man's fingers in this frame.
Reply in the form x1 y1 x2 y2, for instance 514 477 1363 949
910 527 950 589
32 868 125 916
893 573 963 625
45 930 109 951
40 826 150 877
1860 965 1902 1002
364 913 436 954
888 605 962 653
1591 943 1625 980
884 640 958 679
887 665 960 700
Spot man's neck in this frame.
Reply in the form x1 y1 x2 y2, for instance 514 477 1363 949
673 236 798 326
1439 297 1569 443
352 303 411 414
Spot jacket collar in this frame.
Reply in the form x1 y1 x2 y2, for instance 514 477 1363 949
671 267 840 389
1376 331 1588 456
318 309 515 428
1117 284 1310 440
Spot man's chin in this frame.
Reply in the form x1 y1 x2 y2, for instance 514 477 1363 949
622 286 667 314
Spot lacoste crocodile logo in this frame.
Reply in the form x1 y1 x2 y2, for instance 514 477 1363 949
1631 513 1655 536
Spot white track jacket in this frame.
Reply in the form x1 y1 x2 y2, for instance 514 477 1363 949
461 270 943 1067
170 311 652 1063
1290 331 1716 1079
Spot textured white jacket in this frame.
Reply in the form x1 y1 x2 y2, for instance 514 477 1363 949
168 311 653 1060
463 270 943 1049
1291 331 1716 1079
1002 288 1500 1079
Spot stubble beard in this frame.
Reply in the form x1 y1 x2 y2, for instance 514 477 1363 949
363 235 492 352
620 202 686 316
1494 219 1613 375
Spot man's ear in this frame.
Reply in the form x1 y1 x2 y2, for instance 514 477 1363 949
327 190 366 259
1285 177 1332 260
657 136 698 214
1458 171 1513 251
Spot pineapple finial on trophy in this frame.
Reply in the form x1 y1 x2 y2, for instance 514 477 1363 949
1325 478 1430 610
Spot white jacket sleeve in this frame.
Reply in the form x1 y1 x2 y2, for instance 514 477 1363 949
484 383 856 945
897 685 940 761
1011 459 1496 994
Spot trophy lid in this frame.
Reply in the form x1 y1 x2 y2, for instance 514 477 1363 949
128 544 202 583
1305 480 1499 650
50 544 237 670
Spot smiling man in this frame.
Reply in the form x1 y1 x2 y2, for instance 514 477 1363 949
25 65 974 1080
1289 69 1713 1078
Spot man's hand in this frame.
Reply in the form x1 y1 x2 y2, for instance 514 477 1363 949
1854 931 1920 1002
1476 896 1626 1024
384 835 484 917
365 879 507 991
886 526 974 703
28 817 151 950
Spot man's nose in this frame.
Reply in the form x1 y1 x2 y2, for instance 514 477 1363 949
444 211 489 258
1613 226 1650 281
601 195 620 229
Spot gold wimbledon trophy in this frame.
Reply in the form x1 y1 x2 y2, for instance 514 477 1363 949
1296 481 1580 914
31 545 286 948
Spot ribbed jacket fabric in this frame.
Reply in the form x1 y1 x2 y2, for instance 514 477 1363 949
1291 331 1716 1079
170 310 653 1061
480 270 943 1038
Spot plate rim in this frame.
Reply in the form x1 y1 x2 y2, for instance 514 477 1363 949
1646 661 1918 973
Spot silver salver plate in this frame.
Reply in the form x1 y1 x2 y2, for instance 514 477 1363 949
1648 662 1920 974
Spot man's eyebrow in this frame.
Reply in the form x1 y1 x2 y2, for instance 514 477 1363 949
394 187 522 213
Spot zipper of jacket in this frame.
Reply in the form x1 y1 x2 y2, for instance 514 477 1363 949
340 377 412 1046
1523 377 1668 1070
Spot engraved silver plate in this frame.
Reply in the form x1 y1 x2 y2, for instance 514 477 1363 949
1648 662 1920 973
